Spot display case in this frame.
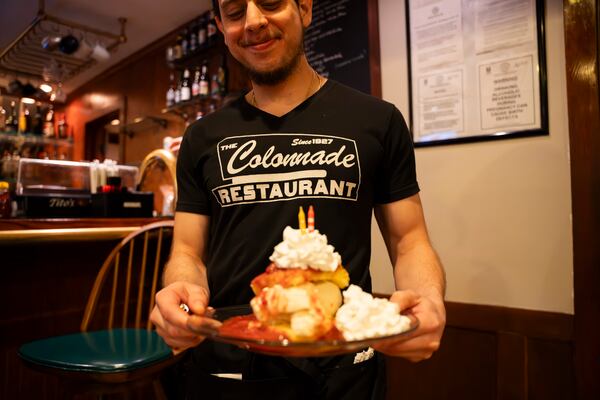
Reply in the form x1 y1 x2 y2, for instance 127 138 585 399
17 158 139 194
15 158 143 217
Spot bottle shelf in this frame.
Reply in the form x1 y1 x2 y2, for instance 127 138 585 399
105 116 168 137
0 132 73 147
0 87 53 104
162 9 248 125
162 91 242 121
167 36 225 70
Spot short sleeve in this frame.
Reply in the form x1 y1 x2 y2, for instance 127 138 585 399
373 106 420 204
175 125 212 215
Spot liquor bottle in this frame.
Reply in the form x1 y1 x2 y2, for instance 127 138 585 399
173 33 183 60
4 102 15 132
166 73 176 107
207 10 218 45
180 68 191 102
181 28 189 58
57 114 68 139
174 73 182 104
199 62 209 97
197 15 207 49
165 46 174 62
10 103 19 133
32 105 44 136
0 181 11 218
217 55 228 96
189 22 198 53
43 105 55 138
192 67 201 97
0 107 5 132
19 106 31 134
210 74 219 97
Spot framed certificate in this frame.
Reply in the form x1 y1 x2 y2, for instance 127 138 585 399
406 0 548 146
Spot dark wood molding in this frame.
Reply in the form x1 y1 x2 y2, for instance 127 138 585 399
445 301 573 341
0 217 169 231
563 0 600 398
368 0 382 98
373 295 574 341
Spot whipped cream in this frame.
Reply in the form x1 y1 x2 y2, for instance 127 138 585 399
269 226 341 272
335 285 412 341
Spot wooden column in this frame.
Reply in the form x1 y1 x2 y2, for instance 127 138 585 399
563 1 600 399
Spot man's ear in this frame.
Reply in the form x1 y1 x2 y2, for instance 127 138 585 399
215 15 224 34
298 0 313 28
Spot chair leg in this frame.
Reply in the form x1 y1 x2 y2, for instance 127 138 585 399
153 379 168 400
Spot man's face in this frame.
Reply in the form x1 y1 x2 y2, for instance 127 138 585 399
216 0 312 85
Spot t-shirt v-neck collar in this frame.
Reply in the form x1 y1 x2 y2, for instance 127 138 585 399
243 79 334 121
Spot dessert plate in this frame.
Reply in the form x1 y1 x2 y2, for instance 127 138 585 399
201 305 419 357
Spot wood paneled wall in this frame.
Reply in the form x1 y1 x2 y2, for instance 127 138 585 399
385 302 575 400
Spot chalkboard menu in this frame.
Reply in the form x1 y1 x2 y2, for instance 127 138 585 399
306 0 372 94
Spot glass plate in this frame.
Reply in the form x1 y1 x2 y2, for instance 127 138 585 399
204 305 419 357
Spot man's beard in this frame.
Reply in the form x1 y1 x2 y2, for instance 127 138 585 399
243 34 305 86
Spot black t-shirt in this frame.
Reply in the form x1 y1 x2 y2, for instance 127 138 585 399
176 80 419 308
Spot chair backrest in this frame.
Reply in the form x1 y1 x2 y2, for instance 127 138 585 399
81 220 174 332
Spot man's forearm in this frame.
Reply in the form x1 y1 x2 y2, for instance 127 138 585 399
163 251 210 296
393 242 445 301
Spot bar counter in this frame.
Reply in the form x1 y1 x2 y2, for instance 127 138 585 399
0 217 169 243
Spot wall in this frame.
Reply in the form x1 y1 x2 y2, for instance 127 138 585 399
65 38 187 164
371 0 574 314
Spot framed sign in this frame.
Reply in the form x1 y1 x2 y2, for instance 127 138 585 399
406 0 548 146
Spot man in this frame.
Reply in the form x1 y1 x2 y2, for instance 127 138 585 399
150 0 446 398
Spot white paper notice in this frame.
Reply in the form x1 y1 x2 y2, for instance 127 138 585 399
479 55 536 130
408 0 543 142
418 70 464 140
474 0 536 54
409 0 463 71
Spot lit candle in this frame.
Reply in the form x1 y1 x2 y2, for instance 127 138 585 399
307 205 315 232
298 206 306 233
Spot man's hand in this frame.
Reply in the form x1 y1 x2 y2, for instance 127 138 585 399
150 281 220 354
373 289 446 361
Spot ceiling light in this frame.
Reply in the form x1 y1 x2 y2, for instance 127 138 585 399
40 83 53 93
21 97 36 104
110 119 120 125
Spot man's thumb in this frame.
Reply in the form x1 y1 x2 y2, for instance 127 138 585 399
390 290 420 312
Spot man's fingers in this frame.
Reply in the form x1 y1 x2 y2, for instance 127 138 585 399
151 305 198 341
187 314 222 336
373 338 440 360
390 290 421 312
187 286 210 315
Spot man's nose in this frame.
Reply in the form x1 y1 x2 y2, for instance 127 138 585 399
245 1 268 31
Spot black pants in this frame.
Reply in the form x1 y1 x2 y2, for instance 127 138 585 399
173 343 386 400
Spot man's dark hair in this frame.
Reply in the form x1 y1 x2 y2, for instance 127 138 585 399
211 0 300 19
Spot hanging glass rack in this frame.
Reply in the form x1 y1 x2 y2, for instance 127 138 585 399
0 0 127 84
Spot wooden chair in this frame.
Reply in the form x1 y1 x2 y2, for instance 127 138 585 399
18 220 177 399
